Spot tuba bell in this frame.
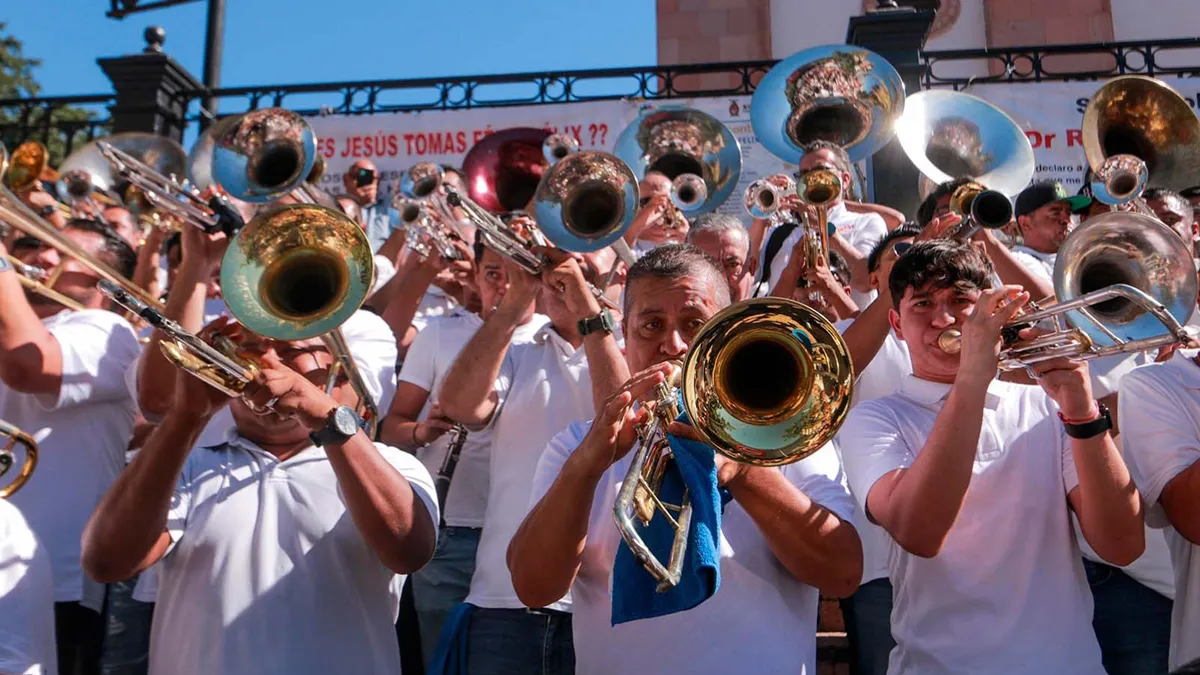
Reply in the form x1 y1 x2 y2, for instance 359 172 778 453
751 44 904 164
613 105 742 216
1082 75 1200 206
895 90 1034 236
938 211 1198 367
614 297 855 589
0 419 38 498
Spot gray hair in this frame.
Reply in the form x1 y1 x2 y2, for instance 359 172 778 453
686 213 750 253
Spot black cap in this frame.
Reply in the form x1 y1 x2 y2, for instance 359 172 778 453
1015 180 1092 217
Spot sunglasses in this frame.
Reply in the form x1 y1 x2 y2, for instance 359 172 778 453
354 168 377 187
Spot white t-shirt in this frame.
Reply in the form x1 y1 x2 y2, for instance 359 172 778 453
760 202 887 309
834 318 911 585
398 309 549 527
1011 245 1056 280
3 309 140 610
150 432 438 675
838 376 1104 675
1118 351 1200 669
0 500 57 675
530 421 857 675
410 285 460 334
465 324 595 611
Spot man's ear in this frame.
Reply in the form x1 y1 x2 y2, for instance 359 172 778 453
888 307 904 340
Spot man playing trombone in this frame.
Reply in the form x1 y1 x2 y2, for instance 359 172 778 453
507 244 863 675
80 320 439 675
0 218 142 675
838 239 1146 675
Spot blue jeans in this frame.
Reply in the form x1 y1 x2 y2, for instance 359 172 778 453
412 527 482 668
99 576 153 675
465 607 574 675
1084 559 1172 675
839 578 895 675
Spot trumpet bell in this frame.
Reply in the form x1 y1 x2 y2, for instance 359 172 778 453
220 204 374 341
670 173 708 214
57 132 189 204
463 128 555 213
543 133 580 164
751 44 904 164
682 297 854 465
744 174 796 219
533 151 639 253
211 108 317 203
400 162 444 201
1090 155 1149 206
1054 211 1198 349
1082 75 1200 194
613 105 741 216
896 90 1035 196
4 142 49 192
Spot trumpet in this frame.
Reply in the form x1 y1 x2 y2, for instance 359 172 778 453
937 211 1199 368
393 196 464 261
0 418 38 498
615 297 854 589
744 173 796 219
796 169 842 270
3 254 85 312
947 181 1014 238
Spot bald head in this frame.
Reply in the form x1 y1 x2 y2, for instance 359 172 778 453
344 160 380 205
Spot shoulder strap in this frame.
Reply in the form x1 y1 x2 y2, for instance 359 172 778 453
756 221 799 291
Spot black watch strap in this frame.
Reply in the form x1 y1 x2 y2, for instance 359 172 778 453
577 308 615 337
1061 402 1113 439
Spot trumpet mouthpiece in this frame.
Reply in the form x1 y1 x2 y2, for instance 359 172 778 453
937 329 963 355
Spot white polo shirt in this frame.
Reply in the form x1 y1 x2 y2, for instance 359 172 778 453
530 421 857 675
399 308 549 527
760 202 887 309
3 309 140 610
464 323 595 611
411 285 460 334
150 432 438 675
1118 351 1200 669
1011 245 1056 280
839 376 1104 675
834 319 911 586
0 499 57 675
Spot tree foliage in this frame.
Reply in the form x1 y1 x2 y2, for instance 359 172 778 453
0 22 98 167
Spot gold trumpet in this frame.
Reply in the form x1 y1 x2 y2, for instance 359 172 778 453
946 181 1014 238
0 418 38 498
615 297 854 589
0 142 165 312
796 169 842 270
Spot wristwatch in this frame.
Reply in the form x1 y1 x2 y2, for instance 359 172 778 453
0 257 11 274
577 308 615 337
1060 402 1113 439
310 405 364 447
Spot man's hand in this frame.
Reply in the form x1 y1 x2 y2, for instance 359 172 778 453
574 364 672 477
535 246 601 319
171 316 239 420
1027 355 1098 420
180 224 230 274
627 194 673 243
957 285 1029 382
664 420 751 488
414 402 457 446
240 351 339 432
917 213 963 242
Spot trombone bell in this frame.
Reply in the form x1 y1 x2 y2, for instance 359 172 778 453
533 150 639 253
211 108 317 203
0 418 38 498
462 128 556 213
4 142 49 193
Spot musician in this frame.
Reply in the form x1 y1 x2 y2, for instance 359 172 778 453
838 239 1146 675
381 238 549 667
0 219 141 675
755 140 886 309
1118 351 1200 669
773 243 859 322
1145 188 1199 248
99 206 139 249
622 171 686 256
685 212 754 302
506 244 862 675
81 323 437 675
0 498 57 675
1011 181 1092 280
434 244 628 674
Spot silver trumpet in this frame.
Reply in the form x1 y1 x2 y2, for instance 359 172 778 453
744 173 796 219
393 195 464 261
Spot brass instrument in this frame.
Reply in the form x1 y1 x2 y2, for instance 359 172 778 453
937 212 1198 368
392 196 463 261
796 169 842 270
0 142 165 311
614 297 855 589
613 105 741 216
532 150 639 260
744 173 796 219
2 253 85 312
751 44 904 163
0 419 38 498
187 115 241 192
896 90 1033 237
207 108 319 204
1082 76 1200 207
3 142 50 193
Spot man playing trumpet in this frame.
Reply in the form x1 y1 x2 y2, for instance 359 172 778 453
81 320 439 675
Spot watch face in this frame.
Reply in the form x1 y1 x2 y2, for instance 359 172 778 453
333 406 360 436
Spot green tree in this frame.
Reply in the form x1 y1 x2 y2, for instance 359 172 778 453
0 21 98 168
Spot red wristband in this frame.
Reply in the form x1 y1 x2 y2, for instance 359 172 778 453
1057 404 1100 425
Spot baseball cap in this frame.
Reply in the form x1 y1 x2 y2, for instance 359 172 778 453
1015 180 1092 217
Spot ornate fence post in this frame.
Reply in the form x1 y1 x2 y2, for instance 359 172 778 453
97 27 202 142
847 2 935 218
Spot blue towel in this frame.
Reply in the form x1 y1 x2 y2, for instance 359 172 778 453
611 404 732 625
426 602 476 675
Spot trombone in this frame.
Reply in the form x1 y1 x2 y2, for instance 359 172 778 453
0 418 37 498
0 142 165 312
937 212 1199 369
2 253 85 312
615 297 855 589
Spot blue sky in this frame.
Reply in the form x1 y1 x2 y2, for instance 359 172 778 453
7 0 658 96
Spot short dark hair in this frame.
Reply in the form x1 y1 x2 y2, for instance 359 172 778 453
165 232 183 259
799 140 851 175
624 243 730 316
1144 187 1189 213
888 239 994 310
867 222 923 274
917 177 975 228
64 218 137 280
473 229 487 264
